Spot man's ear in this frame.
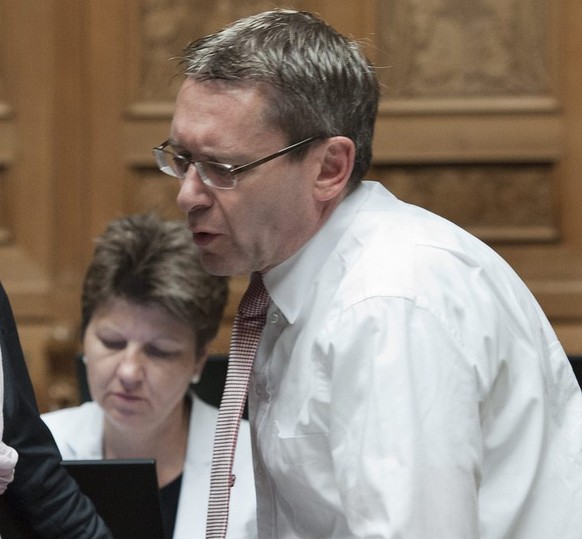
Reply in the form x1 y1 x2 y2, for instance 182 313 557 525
314 136 355 202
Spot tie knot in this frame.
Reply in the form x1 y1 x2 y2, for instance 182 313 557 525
238 272 270 319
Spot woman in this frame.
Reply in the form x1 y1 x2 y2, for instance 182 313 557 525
42 214 257 539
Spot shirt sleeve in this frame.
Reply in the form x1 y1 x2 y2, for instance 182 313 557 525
325 294 482 538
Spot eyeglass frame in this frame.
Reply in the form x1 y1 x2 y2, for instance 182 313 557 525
152 135 322 190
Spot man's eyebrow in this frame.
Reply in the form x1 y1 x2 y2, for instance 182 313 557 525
168 137 253 164
168 140 232 164
166 138 188 152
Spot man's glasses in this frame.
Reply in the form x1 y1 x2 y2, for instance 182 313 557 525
153 135 320 190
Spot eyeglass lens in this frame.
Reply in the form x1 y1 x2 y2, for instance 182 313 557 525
155 149 234 188
154 135 321 189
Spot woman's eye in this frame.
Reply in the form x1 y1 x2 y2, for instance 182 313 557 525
100 338 126 350
144 345 175 359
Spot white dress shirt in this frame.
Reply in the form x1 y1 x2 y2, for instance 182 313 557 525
42 393 257 539
250 181 582 538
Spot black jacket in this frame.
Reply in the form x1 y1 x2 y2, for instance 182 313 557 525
0 282 112 538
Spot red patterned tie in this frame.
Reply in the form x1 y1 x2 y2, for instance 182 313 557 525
206 272 270 538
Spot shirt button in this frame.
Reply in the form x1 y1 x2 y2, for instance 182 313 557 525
270 312 280 324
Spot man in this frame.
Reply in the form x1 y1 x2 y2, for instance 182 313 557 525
154 9 582 538
0 282 112 538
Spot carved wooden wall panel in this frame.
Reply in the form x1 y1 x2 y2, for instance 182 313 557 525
0 1 60 410
133 0 305 104
0 0 57 316
379 0 551 98
372 163 557 242
370 0 561 250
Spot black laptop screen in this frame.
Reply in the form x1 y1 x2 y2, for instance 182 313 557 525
62 459 165 539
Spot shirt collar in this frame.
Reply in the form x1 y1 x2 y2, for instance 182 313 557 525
263 182 373 324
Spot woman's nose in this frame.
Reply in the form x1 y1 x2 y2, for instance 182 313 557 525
116 348 145 386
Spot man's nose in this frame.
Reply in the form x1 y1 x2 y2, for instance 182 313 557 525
176 165 213 214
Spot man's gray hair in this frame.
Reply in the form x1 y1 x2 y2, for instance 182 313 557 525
178 9 379 188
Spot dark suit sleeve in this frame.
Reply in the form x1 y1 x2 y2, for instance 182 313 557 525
0 283 112 538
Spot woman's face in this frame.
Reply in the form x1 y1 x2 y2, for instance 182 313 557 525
83 297 205 432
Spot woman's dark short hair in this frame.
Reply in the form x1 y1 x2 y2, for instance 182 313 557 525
81 213 228 356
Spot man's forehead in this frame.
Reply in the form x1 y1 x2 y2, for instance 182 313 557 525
172 79 281 139
178 77 269 101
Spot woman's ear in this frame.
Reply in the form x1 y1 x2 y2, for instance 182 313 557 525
314 136 355 202
192 344 210 384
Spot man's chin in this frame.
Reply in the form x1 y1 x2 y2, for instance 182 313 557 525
199 253 248 277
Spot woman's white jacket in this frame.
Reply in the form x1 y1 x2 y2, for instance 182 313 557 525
42 392 257 538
